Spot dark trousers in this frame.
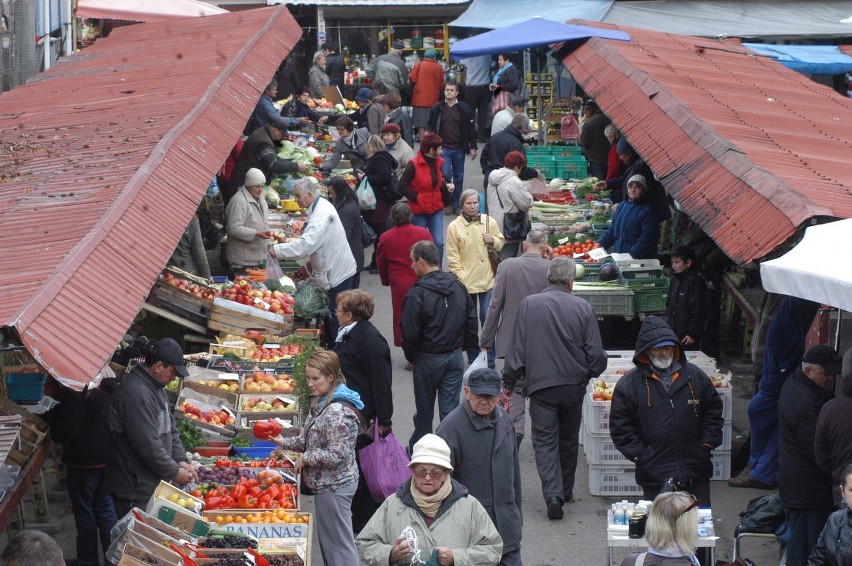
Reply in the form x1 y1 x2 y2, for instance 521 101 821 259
366 219 389 268
786 509 833 566
409 350 464 453
352 433 381 534
464 84 492 139
529 383 585 502
324 274 356 348
68 467 117 566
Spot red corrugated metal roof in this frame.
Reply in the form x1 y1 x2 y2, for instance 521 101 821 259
561 23 852 265
0 6 302 388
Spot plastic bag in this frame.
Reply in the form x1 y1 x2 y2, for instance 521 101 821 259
358 421 412 503
356 176 377 211
266 248 284 280
463 351 488 384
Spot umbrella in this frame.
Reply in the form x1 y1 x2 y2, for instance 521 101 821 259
760 219 852 314
449 17 630 59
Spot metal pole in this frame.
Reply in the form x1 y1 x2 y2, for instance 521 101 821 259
834 309 842 351
42 0 51 70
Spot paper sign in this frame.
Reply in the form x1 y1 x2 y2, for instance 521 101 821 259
254 298 270 310
219 405 235 417
573 252 585 259
588 247 610 261
558 236 572 245
262 344 281 350
217 373 240 381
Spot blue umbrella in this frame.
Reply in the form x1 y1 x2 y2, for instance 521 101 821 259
449 17 630 59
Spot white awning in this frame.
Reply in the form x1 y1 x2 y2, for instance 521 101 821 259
449 0 613 29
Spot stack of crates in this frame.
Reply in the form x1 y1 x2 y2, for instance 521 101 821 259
583 352 733 496
525 154 557 179
526 146 588 180
617 260 670 313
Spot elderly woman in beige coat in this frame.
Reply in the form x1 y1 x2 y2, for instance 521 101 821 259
224 168 272 274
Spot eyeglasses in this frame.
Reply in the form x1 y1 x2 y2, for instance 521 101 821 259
412 467 446 479
679 492 699 517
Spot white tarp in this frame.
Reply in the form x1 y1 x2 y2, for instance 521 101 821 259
601 1 852 39
761 219 852 313
450 0 613 29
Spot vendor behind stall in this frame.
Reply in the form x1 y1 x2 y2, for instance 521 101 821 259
596 174 659 259
281 86 329 127
243 80 308 137
322 116 370 172
168 214 212 280
225 168 273 275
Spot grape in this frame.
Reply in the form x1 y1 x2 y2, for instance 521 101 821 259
202 534 258 549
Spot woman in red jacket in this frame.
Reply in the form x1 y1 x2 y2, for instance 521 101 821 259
398 132 454 264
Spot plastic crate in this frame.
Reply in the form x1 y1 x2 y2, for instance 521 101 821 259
526 156 557 179
626 277 670 291
633 289 668 312
720 420 732 450
574 289 635 317
577 258 617 282
716 386 733 420
617 260 664 280
588 464 642 497
585 431 631 465
233 441 278 459
583 394 612 434
555 157 588 179
6 373 46 404
711 449 731 480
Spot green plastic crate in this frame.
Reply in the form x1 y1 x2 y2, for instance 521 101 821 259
527 156 557 178
574 288 635 317
626 276 670 291
555 156 588 179
634 289 668 312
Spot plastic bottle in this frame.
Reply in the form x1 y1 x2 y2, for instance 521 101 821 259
614 503 626 525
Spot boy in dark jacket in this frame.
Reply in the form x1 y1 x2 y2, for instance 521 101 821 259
666 245 708 350
609 316 724 506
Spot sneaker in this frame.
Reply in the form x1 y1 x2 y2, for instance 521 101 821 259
727 476 774 490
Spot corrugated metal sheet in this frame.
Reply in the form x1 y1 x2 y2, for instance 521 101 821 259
561 24 852 265
0 6 302 388
269 0 467 5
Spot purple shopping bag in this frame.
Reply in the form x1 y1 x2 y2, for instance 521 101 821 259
358 421 412 503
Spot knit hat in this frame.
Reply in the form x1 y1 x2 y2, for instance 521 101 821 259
409 434 453 471
355 87 372 102
627 174 647 189
244 168 266 188
391 40 405 51
802 345 842 375
616 137 634 156
423 48 437 59
380 122 401 135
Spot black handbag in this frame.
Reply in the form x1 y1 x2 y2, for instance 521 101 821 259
494 182 530 240
360 217 377 248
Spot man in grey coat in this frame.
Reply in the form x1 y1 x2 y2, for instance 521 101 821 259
503 257 607 521
437 368 523 566
479 230 551 445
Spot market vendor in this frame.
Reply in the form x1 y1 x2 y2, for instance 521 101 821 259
168 214 212 280
224 168 272 275
596 174 660 259
596 138 671 223
281 86 329 127
224 122 309 205
243 80 308 137
322 116 370 172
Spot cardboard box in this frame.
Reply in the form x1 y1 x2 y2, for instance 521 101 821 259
149 497 210 537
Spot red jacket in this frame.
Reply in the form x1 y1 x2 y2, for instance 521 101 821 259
409 59 445 108
404 152 445 215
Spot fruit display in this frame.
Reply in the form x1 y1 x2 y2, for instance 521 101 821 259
241 396 297 412
264 555 305 566
243 372 296 393
197 466 257 486
591 379 615 401
162 272 221 301
553 240 602 259
251 344 301 362
199 478 298 511
163 492 199 511
201 534 258 549
220 279 295 315
209 510 309 525
177 401 235 427
195 379 241 393
211 457 295 470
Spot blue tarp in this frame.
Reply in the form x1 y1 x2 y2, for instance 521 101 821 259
449 0 614 29
742 43 852 75
449 18 630 59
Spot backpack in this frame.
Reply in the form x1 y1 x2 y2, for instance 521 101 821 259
735 494 787 537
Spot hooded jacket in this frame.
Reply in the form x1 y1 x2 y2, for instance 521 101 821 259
815 363 852 491
400 270 479 362
356 478 503 566
808 507 852 566
609 316 724 487
486 167 534 238
597 193 659 259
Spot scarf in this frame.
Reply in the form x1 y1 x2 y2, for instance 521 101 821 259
492 61 513 84
411 476 453 518
335 321 357 343
648 546 700 566
461 211 481 224
318 383 365 410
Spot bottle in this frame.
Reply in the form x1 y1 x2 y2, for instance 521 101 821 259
614 503 626 525
342 46 350 67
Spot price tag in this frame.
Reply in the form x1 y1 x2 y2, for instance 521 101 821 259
254 298 270 310
296 543 306 561
262 344 281 350
573 252 585 259
217 373 240 382
558 236 572 245
588 247 610 261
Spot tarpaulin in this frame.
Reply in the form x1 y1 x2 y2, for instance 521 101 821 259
450 0 613 29
743 43 852 75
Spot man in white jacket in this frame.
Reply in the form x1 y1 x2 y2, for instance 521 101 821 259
271 178 357 346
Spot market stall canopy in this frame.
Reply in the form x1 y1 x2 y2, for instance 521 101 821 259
449 17 629 59
742 44 852 75
761 220 852 313
450 0 614 29
601 1 852 39
559 22 852 266
77 0 228 22
0 6 301 389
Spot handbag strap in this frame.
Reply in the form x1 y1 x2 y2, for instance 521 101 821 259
634 552 647 566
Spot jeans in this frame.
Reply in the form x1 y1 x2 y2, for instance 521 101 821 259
529 383 585 502
409 350 465 452
441 147 466 210
746 390 780 485
69 467 117 565
324 274 356 348
412 211 445 265
467 290 495 366
786 509 833 566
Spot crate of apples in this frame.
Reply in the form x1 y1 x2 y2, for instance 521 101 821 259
251 344 301 362
221 281 295 315
179 401 236 427
163 272 221 301
197 379 240 393
241 396 297 412
243 372 296 394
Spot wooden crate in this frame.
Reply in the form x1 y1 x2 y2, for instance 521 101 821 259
149 279 212 326
208 299 294 336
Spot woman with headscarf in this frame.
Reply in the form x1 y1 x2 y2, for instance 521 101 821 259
224 168 272 276
309 51 331 99
271 349 364 566
356 434 503 566
359 135 399 274
326 177 364 288
597 174 659 259
619 492 701 566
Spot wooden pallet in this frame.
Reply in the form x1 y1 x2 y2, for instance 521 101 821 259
208 299 294 337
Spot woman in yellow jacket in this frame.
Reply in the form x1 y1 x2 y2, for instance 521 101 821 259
446 189 504 368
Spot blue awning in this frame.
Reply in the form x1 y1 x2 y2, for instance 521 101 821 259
449 0 614 29
742 43 852 75
449 17 630 59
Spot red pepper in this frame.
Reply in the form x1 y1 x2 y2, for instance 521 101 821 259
258 494 272 508
204 496 222 510
231 484 247 500
237 495 257 509
249 485 263 498
222 496 236 509
267 484 281 499
247 478 259 488
253 419 282 440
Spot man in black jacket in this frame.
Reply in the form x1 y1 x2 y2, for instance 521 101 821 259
322 43 345 89
480 113 539 188
610 316 723 506
401 240 478 453
428 82 478 214
666 245 708 350
778 345 840 566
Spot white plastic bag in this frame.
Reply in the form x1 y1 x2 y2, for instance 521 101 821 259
463 351 488 384
356 176 377 211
